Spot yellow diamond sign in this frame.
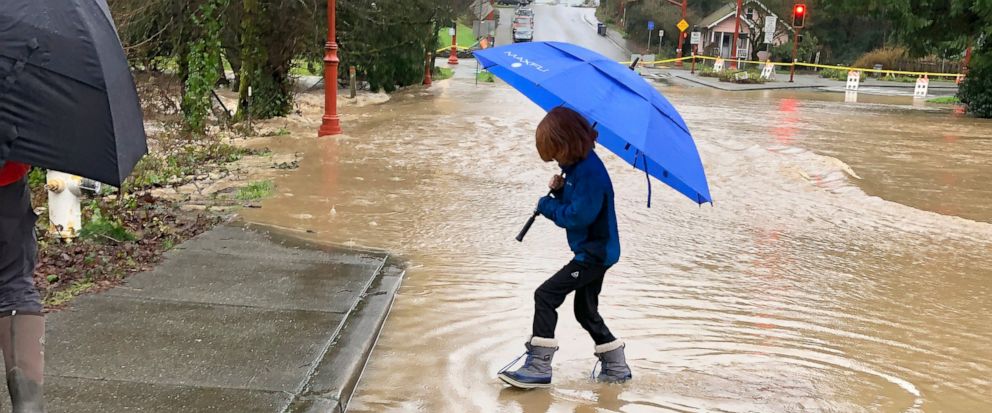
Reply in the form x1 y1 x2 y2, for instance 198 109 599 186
677 19 689 32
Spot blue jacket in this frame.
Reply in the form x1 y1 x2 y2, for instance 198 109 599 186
537 150 621 266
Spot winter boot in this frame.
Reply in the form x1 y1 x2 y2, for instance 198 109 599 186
0 312 46 413
592 339 631 383
497 337 558 389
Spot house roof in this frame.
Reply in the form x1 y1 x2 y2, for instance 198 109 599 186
697 1 795 33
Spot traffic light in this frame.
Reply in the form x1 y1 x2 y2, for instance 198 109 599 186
792 3 807 28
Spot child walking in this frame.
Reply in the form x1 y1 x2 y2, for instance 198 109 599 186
498 107 631 389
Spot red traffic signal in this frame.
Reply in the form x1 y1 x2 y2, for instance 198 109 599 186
792 4 807 28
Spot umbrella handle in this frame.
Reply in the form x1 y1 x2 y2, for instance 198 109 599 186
517 174 564 242
515 210 540 242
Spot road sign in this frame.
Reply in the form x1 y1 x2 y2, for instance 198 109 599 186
659 29 665 38
676 19 689 32
648 21 655 30
764 16 776 43
690 31 701 45
449 28 456 36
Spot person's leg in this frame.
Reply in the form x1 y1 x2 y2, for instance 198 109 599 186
573 268 617 345
532 261 590 339
0 313 45 413
501 261 602 389
572 266 631 383
0 179 46 411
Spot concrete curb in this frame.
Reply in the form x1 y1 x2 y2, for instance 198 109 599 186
287 261 405 413
673 73 821 91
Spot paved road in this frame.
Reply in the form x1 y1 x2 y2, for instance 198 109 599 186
496 2 627 61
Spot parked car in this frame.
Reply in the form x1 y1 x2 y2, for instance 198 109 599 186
498 0 530 5
512 16 533 33
513 27 534 43
515 7 534 18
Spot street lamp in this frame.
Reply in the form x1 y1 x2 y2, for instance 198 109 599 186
319 0 342 137
448 24 459 65
660 0 687 67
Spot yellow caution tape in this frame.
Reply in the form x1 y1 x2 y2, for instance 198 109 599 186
435 45 473 54
623 55 963 78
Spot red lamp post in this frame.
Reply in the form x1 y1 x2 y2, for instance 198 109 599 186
730 0 742 69
424 54 433 87
663 0 687 67
319 0 342 137
448 24 459 65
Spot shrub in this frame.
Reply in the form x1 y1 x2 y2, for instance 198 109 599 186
853 47 906 70
819 68 849 81
959 50 992 118
236 181 274 201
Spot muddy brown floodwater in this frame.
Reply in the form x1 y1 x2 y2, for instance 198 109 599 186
243 71 992 412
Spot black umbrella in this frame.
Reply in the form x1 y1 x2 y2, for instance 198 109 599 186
0 0 147 187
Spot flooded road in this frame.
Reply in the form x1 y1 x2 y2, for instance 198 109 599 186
243 75 992 412
241 4 992 411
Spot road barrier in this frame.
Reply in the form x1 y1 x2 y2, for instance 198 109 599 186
621 55 965 80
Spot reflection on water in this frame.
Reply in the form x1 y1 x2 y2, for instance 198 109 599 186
243 75 992 412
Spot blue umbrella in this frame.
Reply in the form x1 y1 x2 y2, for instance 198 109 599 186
474 42 711 207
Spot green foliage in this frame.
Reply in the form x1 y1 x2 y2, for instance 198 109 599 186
818 68 849 81
434 67 455 81
436 23 475 50
44 280 95 307
959 45 992 118
821 0 989 117
80 204 136 243
928 96 962 104
477 71 495 83
182 0 227 133
338 0 447 93
125 137 260 191
27 167 46 191
698 68 766 84
770 32 821 64
236 181 274 201
112 0 458 116
698 68 719 78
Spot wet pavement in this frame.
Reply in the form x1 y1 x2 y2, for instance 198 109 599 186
37 224 401 413
239 3 992 412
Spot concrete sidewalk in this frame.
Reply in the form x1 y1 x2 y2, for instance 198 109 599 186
23 224 403 413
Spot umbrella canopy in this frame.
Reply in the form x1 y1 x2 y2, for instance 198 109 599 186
0 0 147 187
475 41 711 205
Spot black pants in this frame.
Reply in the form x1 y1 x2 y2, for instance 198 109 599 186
532 260 617 345
0 177 42 313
